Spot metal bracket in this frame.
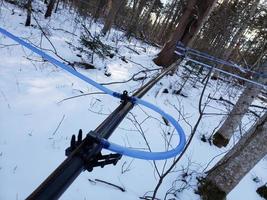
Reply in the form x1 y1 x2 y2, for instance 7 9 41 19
65 130 122 172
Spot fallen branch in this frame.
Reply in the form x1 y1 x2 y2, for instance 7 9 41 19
124 45 140 55
100 68 161 86
209 96 267 110
208 96 263 117
94 179 126 192
151 68 213 199
57 92 105 104
52 114 65 135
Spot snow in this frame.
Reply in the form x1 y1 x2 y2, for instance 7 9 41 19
0 1 266 200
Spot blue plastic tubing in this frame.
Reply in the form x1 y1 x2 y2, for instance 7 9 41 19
0 27 186 160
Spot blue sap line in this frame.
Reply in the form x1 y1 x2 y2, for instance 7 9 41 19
0 27 186 160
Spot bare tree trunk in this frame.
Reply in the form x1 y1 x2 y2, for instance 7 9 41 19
163 1 183 40
157 0 177 42
101 0 124 35
25 0 32 26
153 0 217 67
45 0 56 18
213 61 267 147
198 112 267 200
93 0 107 22
216 0 260 72
54 0 60 13
125 0 146 38
140 0 156 31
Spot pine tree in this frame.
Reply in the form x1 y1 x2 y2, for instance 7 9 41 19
102 0 125 35
153 0 217 67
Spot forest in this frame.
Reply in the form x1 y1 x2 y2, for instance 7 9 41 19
0 0 266 199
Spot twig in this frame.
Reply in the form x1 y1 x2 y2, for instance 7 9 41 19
32 14 75 68
208 96 267 110
57 92 105 104
128 112 161 177
52 114 65 135
94 179 126 192
100 68 161 86
207 96 262 117
124 45 140 55
151 67 213 199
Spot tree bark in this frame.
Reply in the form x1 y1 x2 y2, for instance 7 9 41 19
139 0 157 35
25 0 32 26
163 1 183 41
198 112 267 200
153 0 217 67
45 0 56 18
157 0 177 43
213 61 267 147
54 0 60 13
125 0 146 38
217 0 260 71
93 0 107 22
101 0 124 35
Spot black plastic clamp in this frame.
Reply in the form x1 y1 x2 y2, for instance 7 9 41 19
65 130 122 172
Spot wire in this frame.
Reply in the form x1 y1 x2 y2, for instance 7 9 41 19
175 44 267 90
176 43 267 79
0 27 186 160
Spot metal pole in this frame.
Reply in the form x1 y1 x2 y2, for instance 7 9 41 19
26 61 180 200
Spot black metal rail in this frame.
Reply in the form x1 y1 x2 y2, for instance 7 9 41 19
26 61 180 200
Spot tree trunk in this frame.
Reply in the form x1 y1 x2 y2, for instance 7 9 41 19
54 0 60 13
140 0 156 32
125 0 146 38
164 1 183 41
25 0 32 26
93 0 107 22
217 0 260 71
213 61 267 147
157 0 177 43
153 0 217 67
45 0 56 18
198 112 267 200
101 0 124 35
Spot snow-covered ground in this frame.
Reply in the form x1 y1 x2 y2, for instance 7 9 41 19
0 1 266 200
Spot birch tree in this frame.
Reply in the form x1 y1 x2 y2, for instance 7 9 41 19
213 61 267 147
198 112 267 200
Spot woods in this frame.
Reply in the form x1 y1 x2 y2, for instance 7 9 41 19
0 0 266 199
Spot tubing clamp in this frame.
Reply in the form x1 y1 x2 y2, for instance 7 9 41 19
120 90 132 103
65 130 122 172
